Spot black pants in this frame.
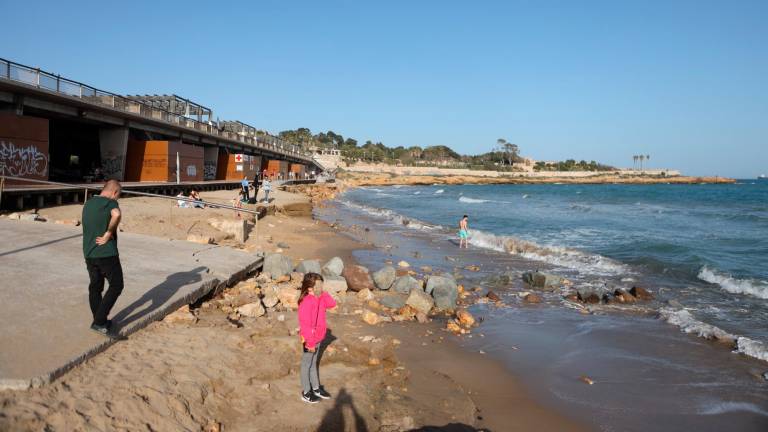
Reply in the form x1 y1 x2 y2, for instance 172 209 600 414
86 256 124 326
242 185 250 201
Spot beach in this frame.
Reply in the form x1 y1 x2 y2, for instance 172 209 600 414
0 186 586 431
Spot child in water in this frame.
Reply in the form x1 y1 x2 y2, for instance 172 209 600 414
297 273 336 403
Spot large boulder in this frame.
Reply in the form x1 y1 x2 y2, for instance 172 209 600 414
277 286 300 309
324 276 348 297
406 288 434 315
372 266 397 290
341 265 375 292
208 218 248 242
392 275 422 294
576 289 601 304
238 302 266 318
295 259 322 275
322 257 344 277
427 276 459 310
379 294 407 310
263 253 294 280
522 271 563 289
630 286 654 300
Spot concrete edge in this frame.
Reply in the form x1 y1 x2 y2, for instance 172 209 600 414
1 256 264 391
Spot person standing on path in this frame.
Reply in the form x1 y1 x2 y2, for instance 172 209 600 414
458 215 470 248
241 176 250 202
261 178 272 203
297 273 336 403
82 180 124 336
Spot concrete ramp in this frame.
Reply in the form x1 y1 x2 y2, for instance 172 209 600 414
0 218 262 390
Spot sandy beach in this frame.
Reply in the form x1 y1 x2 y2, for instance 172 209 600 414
0 185 586 431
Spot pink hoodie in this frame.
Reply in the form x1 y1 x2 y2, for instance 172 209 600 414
298 291 336 349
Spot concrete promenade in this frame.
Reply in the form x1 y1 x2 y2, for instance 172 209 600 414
0 218 262 390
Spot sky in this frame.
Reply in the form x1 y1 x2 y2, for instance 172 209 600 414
1 0 766 177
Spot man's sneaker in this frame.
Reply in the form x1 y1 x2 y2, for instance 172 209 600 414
89 322 111 336
301 391 320 404
313 387 331 399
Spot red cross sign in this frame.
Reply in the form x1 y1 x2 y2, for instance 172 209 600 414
235 154 243 162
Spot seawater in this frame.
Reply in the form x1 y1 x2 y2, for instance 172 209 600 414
319 181 768 431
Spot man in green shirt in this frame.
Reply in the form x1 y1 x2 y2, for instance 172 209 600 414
82 180 123 336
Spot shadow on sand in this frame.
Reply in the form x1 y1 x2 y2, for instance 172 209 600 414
317 388 369 432
111 266 206 330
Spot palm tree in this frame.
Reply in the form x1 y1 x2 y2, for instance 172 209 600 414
639 155 645 170
633 155 638 170
646 154 650 169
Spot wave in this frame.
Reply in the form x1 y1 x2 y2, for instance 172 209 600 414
467 229 628 276
337 200 439 231
659 308 768 363
458 196 489 204
434 189 444 194
698 266 768 300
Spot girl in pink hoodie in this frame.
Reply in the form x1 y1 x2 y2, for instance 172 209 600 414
298 273 336 403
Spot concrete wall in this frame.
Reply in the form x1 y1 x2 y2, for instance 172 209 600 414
98 127 128 181
203 146 218 180
0 113 49 185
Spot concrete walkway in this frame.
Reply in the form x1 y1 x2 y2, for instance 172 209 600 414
0 219 262 390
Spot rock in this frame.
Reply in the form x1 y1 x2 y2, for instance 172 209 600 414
465 265 480 272
295 259 321 275
256 272 271 283
281 202 313 217
398 260 410 268
324 276 349 297
277 314 286 322
630 286 654 300
667 299 683 308
238 302 266 318
446 320 462 334
427 276 459 310
379 294 407 310
406 288 435 315
186 234 213 244
496 271 517 285
564 293 579 302
277 242 290 249
763 371 768 381
164 305 197 324
262 294 279 308
522 271 564 289
523 293 543 304
397 305 417 320
342 265 375 292
322 257 344 277
420 266 432 273
263 253 294 280
6 212 22 220
486 290 501 302
456 309 476 327
362 310 382 325
208 218 248 242
577 289 601 304
613 289 637 304
54 219 81 226
275 274 291 283
372 266 397 290
415 312 429 323
357 288 375 301
392 275 422 294
277 286 300 309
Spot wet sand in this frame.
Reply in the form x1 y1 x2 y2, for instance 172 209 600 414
0 186 586 431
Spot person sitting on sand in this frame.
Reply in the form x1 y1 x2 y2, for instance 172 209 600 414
298 273 335 403
459 215 470 248
190 189 204 208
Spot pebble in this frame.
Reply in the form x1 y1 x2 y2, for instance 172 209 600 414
579 375 595 385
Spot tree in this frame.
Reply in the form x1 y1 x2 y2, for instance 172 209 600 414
639 155 645 170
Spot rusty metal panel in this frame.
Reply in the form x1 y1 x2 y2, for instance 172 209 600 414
0 113 49 184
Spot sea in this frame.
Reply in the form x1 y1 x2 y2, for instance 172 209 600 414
316 180 768 432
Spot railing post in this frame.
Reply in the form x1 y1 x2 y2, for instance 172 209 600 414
56 74 60 92
36 68 40 87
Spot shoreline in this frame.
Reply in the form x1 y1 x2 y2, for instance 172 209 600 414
335 171 736 186
0 187 587 431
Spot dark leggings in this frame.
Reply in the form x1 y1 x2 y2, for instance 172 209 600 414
86 256 124 326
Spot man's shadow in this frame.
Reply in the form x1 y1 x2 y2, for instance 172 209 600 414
111 266 206 331
317 388 368 432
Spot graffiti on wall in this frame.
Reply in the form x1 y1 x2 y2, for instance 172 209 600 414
101 156 124 180
203 160 217 180
0 140 49 178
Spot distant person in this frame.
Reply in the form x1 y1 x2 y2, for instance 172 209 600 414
297 273 336 403
82 179 124 336
262 178 272 203
458 215 469 248
233 190 244 218
241 176 250 201
176 192 188 208
190 189 204 208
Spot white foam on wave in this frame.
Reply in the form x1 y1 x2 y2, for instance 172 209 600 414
659 308 768 363
699 401 768 416
434 189 444 194
413 191 421 195
458 196 489 203
337 200 439 231
467 229 627 276
698 266 768 300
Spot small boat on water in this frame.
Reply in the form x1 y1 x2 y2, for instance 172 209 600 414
758 174 767 180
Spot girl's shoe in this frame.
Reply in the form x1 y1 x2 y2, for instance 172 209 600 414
301 391 320 403
313 387 331 399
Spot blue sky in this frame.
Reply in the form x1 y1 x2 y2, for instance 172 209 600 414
1 0 766 177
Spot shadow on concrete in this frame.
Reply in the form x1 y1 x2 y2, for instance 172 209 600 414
408 425 490 432
0 233 82 258
317 388 368 432
111 266 206 329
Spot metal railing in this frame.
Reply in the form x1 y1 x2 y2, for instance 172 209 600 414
0 57 311 162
